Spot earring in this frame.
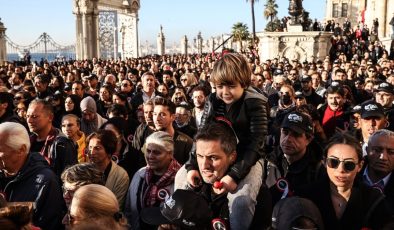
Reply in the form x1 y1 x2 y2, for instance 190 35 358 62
386 121 390 128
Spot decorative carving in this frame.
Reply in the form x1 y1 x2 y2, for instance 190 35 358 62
73 0 80 14
98 11 117 58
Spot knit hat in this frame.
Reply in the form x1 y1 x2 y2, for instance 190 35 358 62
80 96 97 113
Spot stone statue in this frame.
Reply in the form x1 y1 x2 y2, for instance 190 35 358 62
288 0 303 25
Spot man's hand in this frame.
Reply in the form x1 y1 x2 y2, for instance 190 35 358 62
213 175 237 194
186 170 202 188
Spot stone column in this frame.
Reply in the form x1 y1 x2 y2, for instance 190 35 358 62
181 35 188 55
376 0 387 38
73 0 83 60
196 32 203 55
0 19 7 65
157 25 165 55
91 0 99 58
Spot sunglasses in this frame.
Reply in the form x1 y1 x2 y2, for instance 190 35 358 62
180 79 188 82
14 96 23 100
326 157 357 172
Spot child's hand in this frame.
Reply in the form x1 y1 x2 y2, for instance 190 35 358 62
213 175 237 194
186 170 202 188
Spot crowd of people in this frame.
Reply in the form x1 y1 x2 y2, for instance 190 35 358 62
0 41 394 229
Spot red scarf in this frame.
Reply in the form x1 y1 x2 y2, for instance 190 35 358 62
143 159 181 207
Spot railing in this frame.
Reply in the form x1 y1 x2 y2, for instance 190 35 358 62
6 33 76 62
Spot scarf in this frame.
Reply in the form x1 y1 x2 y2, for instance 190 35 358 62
80 96 99 135
143 159 181 207
30 127 59 165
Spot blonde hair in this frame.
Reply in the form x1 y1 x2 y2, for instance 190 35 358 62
71 184 127 229
211 53 251 88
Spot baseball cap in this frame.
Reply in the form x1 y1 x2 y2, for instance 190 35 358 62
360 102 385 119
376 82 394 94
301 75 311 82
85 73 98 80
274 69 284 76
294 91 305 99
281 111 313 135
141 189 212 229
351 104 362 114
271 197 324 230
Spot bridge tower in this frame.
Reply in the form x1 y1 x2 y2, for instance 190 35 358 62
0 18 7 65
73 0 140 60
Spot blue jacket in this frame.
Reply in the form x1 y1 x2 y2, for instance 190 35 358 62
0 152 66 230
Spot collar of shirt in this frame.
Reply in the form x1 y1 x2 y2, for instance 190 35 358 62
363 166 392 187
142 90 155 102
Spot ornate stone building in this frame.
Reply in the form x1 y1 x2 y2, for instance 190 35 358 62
325 0 394 38
0 19 7 65
73 0 140 60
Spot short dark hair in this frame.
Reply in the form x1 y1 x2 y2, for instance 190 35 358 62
154 96 176 114
107 104 128 118
195 122 237 155
325 85 345 97
86 129 118 156
191 85 208 97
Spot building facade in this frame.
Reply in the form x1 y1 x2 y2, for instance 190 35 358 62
325 0 394 38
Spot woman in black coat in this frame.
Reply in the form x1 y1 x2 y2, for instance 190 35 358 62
296 133 393 230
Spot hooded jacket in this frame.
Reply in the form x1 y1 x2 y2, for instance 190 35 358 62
0 152 66 230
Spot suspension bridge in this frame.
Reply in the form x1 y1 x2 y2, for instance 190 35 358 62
6 33 76 62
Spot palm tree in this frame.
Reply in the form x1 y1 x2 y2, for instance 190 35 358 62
231 22 250 52
263 0 278 32
246 0 258 47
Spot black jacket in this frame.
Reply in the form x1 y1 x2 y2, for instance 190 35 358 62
265 142 324 204
186 87 268 182
0 152 66 230
296 173 393 230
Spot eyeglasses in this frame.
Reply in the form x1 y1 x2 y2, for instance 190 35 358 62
326 157 357 172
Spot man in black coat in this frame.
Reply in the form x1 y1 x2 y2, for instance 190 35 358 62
0 122 66 229
363 129 394 210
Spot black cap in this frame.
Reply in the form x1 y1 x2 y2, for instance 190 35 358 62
301 75 311 82
360 102 385 119
271 197 324 230
376 82 394 94
281 111 313 135
351 104 362 114
274 69 284 76
294 91 305 99
177 101 192 110
84 73 98 80
141 189 212 229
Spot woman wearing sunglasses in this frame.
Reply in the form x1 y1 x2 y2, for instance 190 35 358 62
296 132 392 229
